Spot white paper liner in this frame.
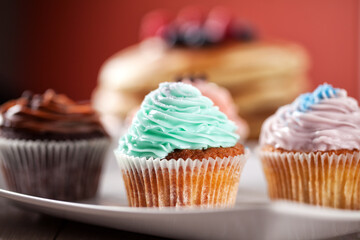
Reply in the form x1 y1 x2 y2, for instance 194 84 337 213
115 149 249 208
0 137 110 201
260 150 360 209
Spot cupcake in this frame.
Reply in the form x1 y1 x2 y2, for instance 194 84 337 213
260 83 360 209
0 90 110 201
115 82 249 208
125 76 250 140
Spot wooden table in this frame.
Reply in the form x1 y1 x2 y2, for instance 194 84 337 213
0 198 167 240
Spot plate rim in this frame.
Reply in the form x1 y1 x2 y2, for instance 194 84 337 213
1 188 360 220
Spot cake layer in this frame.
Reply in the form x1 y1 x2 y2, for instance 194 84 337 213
97 39 309 92
93 39 310 138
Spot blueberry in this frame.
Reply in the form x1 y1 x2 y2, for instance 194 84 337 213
182 24 207 47
230 21 257 42
162 25 184 47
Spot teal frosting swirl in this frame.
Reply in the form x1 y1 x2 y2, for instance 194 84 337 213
118 82 239 158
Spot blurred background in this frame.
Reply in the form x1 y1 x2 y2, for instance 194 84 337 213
0 0 359 102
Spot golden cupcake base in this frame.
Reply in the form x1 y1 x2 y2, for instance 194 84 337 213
260 148 360 209
116 151 249 208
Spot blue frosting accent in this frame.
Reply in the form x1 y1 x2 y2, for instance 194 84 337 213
295 83 340 112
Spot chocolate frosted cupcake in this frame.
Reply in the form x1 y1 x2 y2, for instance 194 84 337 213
115 82 249 208
0 90 110 201
260 84 360 209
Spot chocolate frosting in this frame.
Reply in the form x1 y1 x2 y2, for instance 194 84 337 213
0 89 107 136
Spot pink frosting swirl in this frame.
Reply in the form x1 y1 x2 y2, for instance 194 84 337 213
181 79 249 140
260 89 360 151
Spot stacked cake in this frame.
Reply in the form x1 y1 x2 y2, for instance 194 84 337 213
92 8 310 138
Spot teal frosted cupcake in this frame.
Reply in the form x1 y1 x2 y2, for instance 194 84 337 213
115 82 249 208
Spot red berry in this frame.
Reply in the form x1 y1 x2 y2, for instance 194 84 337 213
208 7 233 23
177 6 205 25
139 10 172 39
208 7 233 39
162 24 184 47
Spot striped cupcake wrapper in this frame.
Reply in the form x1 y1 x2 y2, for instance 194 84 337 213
115 149 249 208
260 150 360 209
0 137 110 201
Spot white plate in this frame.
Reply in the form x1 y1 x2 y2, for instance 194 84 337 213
1 143 360 240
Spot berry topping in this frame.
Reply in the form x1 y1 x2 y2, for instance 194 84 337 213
140 10 171 39
182 23 207 47
229 20 256 42
204 7 233 43
162 24 183 47
140 7 257 47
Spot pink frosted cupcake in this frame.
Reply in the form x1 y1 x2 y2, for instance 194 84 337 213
179 76 249 140
260 83 360 209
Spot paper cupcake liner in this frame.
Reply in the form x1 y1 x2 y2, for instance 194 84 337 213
115 149 249 208
260 150 360 209
0 137 110 201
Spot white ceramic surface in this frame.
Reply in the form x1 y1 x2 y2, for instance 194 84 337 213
0 143 360 240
